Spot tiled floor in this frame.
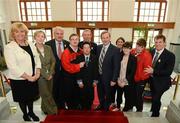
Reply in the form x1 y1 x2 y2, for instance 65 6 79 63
1 83 180 123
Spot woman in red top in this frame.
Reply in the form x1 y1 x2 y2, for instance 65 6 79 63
61 33 85 109
131 38 152 112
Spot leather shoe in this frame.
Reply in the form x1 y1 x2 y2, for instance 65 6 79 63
23 114 31 121
28 112 40 121
151 112 159 117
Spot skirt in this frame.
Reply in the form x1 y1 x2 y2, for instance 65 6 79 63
10 79 39 102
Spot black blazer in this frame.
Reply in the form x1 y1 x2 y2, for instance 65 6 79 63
45 39 69 72
78 41 97 55
151 48 175 90
97 44 120 83
120 53 137 85
72 54 98 84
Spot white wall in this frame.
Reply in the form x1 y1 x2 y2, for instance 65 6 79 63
109 0 134 44
51 0 76 21
51 0 76 40
163 0 180 49
0 0 20 45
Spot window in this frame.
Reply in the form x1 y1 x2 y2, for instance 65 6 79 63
77 28 108 45
20 0 51 21
133 0 165 48
134 0 167 22
132 28 161 48
94 29 107 45
76 0 109 21
28 29 52 43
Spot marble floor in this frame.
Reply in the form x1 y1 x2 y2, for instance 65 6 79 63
1 83 180 123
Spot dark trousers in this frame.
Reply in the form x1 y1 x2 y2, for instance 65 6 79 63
79 83 94 110
111 85 123 108
97 76 111 110
123 85 135 111
150 79 169 116
63 77 79 110
134 80 146 111
53 71 65 109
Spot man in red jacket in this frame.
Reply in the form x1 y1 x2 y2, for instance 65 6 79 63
61 33 85 109
131 38 152 112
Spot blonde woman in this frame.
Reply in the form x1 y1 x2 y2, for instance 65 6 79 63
34 30 57 114
4 22 41 121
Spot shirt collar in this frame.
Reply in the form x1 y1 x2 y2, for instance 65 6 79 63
69 45 78 52
155 48 164 55
84 54 90 58
103 42 110 49
55 40 63 45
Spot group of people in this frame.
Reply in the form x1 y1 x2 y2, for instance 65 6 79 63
4 22 175 121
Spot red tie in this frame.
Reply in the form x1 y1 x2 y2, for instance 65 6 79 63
58 42 62 59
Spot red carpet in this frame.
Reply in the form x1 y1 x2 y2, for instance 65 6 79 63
41 110 129 123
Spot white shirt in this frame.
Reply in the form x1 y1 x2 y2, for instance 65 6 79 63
100 42 110 56
153 48 164 62
4 41 41 80
84 54 90 60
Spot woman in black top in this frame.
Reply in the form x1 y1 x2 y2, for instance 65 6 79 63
4 22 41 121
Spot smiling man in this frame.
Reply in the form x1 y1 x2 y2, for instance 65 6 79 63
96 31 120 111
144 34 175 117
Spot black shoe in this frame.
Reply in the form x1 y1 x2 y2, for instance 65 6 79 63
23 114 31 121
94 105 103 110
123 107 133 112
28 112 40 121
151 113 159 117
136 109 142 112
77 104 82 110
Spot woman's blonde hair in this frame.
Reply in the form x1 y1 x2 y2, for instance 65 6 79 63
9 22 29 41
33 30 46 40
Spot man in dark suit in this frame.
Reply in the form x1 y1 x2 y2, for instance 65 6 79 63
144 34 175 117
78 29 97 55
45 26 69 109
96 31 120 111
74 42 98 110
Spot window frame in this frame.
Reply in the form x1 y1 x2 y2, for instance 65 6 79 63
132 28 162 48
76 0 109 21
19 0 51 21
134 0 167 22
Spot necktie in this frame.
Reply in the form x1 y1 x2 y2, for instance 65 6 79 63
85 56 89 66
99 47 106 74
152 52 159 67
58 42 62 59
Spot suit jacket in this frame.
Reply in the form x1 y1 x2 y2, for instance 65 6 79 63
120 53 137 85
78 41 97 55
73 54 98 85
97 43 120 84
36 45 56 80
151 48 175 90
4 41 41 80
45 39 69 73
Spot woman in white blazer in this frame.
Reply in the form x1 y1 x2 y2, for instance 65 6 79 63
4 22 41 121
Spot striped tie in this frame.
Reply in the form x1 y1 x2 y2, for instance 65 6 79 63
99 47 106 74
152 52 159 68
